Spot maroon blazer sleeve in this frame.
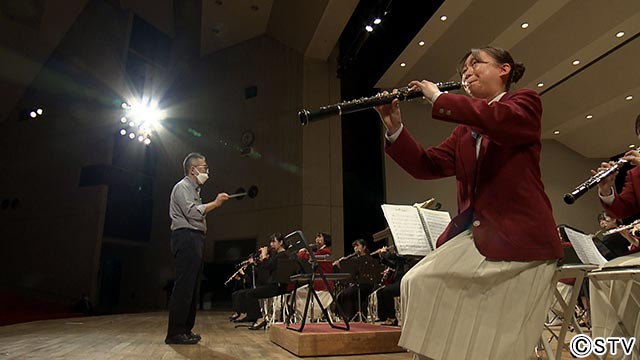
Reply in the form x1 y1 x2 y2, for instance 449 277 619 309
432 89 542 146
385 125 460 180
604 167 640 219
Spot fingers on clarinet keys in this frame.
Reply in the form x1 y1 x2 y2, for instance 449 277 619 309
228 185 259 200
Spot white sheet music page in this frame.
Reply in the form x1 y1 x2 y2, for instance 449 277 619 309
564 227 608 266
381 204 431 256
418 208 451 248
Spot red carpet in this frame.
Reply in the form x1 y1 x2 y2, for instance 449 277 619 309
273 322 401 333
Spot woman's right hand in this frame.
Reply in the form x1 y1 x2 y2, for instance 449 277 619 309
374 90 402 135
594 161 618 196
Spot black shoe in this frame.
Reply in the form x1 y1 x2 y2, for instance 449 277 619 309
233 316 254 323
381 318 398 326
186 332 201 341
165 333 199 345
248 319 267 330
229 313 240 321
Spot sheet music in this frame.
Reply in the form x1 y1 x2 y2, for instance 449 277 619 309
418 208 451 247
563 227 608 266
381 204 431 256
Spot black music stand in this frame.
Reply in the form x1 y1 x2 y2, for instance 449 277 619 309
284 230 350 332
339 254 382 322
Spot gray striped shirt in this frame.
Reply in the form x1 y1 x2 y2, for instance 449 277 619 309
169 176 207 232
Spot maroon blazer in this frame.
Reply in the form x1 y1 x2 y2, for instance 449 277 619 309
386 89 563 261
602 167 640 219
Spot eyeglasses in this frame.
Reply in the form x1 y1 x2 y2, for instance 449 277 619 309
194 165 209 171
460 59 495 76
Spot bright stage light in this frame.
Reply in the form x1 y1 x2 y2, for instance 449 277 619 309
120 117 127 123
144 138 151 145
127 102 164 132
36 108 43 115
119 129 127 136
29 111 37 118
128 133 135 139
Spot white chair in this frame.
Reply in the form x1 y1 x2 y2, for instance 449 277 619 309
537 264 598 360
589 267 640 359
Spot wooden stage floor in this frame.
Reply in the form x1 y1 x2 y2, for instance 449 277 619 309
0 310 593 359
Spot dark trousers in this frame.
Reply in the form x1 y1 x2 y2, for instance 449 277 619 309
334 283 373 320
377 282 400 320
167 228 204 337
236 284 282 320
232 288 251 313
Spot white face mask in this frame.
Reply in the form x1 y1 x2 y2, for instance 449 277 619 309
195 169 209 185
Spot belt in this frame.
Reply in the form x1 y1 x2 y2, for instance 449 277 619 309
173 228 206 235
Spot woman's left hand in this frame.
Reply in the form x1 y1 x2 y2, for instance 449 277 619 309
622 149 640 167
408 80 440 101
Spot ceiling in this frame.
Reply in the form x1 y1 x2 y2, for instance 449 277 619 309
1 0 638 159
377 0 640 159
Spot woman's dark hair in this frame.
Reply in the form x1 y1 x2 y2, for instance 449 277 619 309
458 46 525 91
318 232 332 247
351 239 368 250
597 212 621 225
269 232 284 243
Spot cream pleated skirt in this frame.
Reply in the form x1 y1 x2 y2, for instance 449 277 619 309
399 229 557 360
590 253 640 360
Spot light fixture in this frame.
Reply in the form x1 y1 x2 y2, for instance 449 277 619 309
586 114 593 119
625 95 633 101
36 108 43 115
138 135 144 142
572 60 580 66
119 129 127 136
553 130 560 135
121 102 128 109
616 31 625 38
128 133 135 139
29 111 36 118
144 138 151 145
120 117 127 123
537 82 544 87
418 40 425 46
630 144 635 149
440 15 447 21
365 25 373 32
400 62 406 67
521 22 529 29
129 121 135 127
373 18 382 25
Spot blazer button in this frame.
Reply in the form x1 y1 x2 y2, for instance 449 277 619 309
439 108 445 114
472 220 481 227
445 110 451 116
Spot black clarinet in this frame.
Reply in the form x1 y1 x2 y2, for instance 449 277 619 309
298 81 462 125
563 155 634 204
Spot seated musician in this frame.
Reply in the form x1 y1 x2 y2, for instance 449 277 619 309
297 232 332 260
548 213 633 327
591 113 640 355
375 246 418 326
595 212 633 258
231 233 290 330
332 239 375 321
228 255 258 322
293 232 334 321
